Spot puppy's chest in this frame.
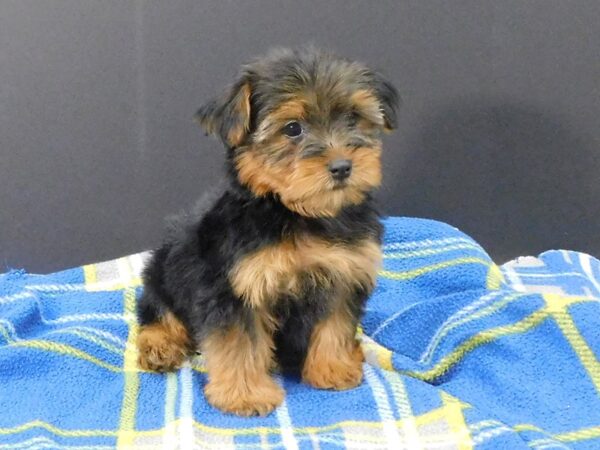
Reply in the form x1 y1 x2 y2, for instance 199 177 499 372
228 235 381 309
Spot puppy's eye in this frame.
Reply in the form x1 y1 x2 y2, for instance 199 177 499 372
282 121 303 137
348 112 361 127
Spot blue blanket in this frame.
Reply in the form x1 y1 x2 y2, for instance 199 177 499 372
0 217 599 449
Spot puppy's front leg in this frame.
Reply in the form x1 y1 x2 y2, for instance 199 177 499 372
202 316 283 416
302 297 364 390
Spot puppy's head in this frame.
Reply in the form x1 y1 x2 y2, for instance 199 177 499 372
196 47 399 218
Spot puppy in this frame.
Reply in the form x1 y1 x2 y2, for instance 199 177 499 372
136 47 399 416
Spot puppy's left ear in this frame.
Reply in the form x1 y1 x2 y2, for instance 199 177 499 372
371 72 400 132
195 76 252 148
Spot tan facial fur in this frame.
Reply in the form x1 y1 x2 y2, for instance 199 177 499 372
235 88 385 218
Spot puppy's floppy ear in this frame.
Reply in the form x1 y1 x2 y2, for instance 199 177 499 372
370 71 400 132
195 75 252 148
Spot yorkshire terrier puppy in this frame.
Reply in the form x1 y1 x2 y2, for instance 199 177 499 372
136 47 398 416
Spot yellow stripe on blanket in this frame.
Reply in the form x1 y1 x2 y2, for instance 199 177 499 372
555 425 600 443
544 294 600 393
406 296 598 382
0 420 117 437
384 243 483 260
486 264 504 290
407 308 550 381
441 392 473 450
117 288 140 448
0 322 123 372
379 257 490 280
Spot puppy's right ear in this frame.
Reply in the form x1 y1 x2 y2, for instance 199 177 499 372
195 76 252 148
371 71 400 133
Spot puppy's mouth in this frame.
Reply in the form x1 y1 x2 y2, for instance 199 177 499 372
331 180 349 190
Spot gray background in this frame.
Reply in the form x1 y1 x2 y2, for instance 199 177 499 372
1 0 599 273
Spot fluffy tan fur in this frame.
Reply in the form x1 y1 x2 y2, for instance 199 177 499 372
229 236 381 309
202 322 283 416
137 311 191 372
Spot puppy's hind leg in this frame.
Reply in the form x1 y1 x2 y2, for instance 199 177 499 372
136 291 192 372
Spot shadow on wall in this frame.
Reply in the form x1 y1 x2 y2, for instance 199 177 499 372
384 98 600 262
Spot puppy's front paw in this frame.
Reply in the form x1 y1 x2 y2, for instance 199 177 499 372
302 345 364 390
205 377 284 417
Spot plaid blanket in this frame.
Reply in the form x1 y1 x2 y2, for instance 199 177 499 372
0 217 599 449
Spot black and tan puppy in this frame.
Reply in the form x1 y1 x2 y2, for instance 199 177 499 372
136 47 398 416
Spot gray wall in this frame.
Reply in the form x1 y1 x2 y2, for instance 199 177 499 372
1 0 599 272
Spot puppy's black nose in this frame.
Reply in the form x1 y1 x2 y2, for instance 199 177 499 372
328 159 352 181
